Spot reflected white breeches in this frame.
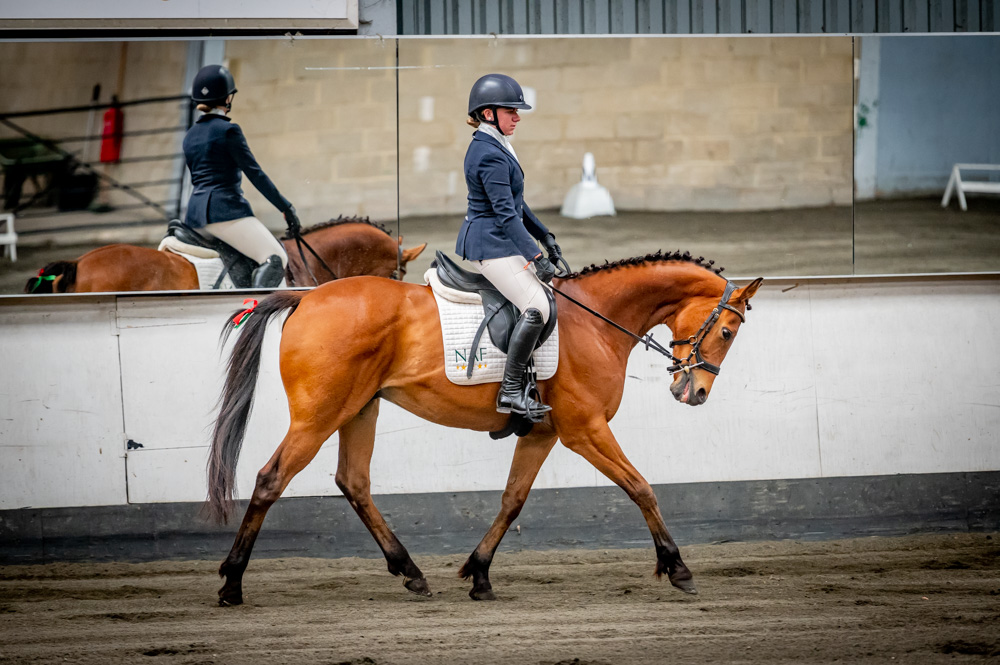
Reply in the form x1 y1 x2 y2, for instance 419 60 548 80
472 255 552 323
198 216 288 268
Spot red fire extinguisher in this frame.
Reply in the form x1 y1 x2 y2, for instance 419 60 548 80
100 99 124 164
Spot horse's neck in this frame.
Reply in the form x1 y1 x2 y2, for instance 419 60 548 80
572 263 721 341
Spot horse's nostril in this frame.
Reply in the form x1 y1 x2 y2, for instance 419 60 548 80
697 388 707 401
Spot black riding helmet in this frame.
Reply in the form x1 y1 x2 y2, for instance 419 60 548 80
468 73 531 133
191 64 238 106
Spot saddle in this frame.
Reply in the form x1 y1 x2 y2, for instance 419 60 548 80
163 220 256 289
433 251 556 368
431 251 558 440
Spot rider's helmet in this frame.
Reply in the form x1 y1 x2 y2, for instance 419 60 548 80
191 65 238 106
467 74 531 129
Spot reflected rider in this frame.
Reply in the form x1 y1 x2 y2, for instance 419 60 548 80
456 73 564 420
182 64 299 288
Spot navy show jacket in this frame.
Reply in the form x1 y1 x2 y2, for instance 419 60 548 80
182 114 290 229
456 131 551 262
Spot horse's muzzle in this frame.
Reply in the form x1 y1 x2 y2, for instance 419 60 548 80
670 371 708 406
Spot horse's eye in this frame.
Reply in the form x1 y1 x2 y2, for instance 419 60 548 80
721 327 732 341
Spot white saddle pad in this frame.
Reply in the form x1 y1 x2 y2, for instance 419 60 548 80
424 268 558 386
158 236 235 290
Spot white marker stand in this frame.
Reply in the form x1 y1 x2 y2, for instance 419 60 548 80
941 164 1000 211
560 152 616 219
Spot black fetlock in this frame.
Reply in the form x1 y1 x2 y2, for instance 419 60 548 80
496 308 551 419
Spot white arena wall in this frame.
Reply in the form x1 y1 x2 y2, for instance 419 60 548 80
1 275 998 562
2 274 998 509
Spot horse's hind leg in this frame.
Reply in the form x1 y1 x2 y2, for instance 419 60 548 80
459 431 558 600
217 423 335 606
335 399 431 596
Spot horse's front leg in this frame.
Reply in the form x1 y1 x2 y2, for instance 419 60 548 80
561 420 697 594
335 399 431 597
459 431 558 600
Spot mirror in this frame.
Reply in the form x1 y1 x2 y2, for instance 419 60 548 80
0 36 401 294
396 36 855 284
853 34 1000 275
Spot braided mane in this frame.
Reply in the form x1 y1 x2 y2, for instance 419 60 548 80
281 215 392 240
560 249 725 280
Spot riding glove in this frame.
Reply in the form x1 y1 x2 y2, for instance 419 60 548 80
541 233 563 265
284 206 301 236
533 255 556 283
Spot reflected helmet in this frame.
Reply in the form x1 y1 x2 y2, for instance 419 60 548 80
467 73 531 118
191 65 238 104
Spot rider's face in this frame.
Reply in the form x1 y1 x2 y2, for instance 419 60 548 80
486 107 520 136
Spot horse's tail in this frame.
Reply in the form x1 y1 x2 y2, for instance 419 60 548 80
205 290 305 524
25 261 77 293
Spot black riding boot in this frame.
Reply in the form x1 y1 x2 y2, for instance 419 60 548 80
251 254 284 288
496 307 551 421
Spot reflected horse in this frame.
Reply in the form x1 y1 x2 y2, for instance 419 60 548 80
206 250 763 605
24 217 427 293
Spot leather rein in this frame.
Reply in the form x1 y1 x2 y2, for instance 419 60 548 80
287 230 337 286
545 278 744 376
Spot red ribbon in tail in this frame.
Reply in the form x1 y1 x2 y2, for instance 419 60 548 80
232 298 258 328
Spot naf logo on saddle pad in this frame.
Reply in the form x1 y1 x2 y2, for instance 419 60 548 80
426 269 558 386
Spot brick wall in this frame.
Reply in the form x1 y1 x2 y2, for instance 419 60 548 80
396 36 854 216
1 36 854 232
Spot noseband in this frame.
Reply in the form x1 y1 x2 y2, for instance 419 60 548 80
547 280 744 377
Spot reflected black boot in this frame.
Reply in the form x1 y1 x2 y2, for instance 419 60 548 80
496 307 551 421
251 254 285 288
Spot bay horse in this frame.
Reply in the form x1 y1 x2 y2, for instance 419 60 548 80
206 251 762 605
24 217 427 293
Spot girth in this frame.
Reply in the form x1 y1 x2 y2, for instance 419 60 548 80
433 251 556 378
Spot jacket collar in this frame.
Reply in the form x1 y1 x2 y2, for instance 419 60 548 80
196 113 232 124
472 131 523 176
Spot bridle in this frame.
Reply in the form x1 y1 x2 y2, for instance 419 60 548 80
545 279 745 376
666 280 745 376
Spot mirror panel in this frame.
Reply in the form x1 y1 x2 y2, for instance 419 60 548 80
0 36 399 294
853 35 1000 275
396 36 855 283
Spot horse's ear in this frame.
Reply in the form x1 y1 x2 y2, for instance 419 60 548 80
401 243 427 263
734 277 763 303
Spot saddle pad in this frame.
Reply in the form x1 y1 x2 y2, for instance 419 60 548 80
424 268 558 386
158 237 235 290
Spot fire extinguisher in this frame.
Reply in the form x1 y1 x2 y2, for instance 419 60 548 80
100 98 124 164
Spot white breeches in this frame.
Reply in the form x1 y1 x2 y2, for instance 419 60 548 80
472 255 552 323
199 216 288 268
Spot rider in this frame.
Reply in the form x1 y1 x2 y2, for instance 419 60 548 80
456 73 564 420
182 64 300 288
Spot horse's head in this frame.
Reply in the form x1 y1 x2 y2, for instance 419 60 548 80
393 237 427 280
668 277 763 406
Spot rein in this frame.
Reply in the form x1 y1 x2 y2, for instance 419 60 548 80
545 279 744 376
288 231 337 287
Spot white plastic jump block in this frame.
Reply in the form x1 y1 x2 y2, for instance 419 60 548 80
560 152 616 219
941 163 1000 211
0 213 17 262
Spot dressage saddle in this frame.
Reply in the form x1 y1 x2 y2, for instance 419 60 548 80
433 251 556 372
433 251 557 440
166 220 256 289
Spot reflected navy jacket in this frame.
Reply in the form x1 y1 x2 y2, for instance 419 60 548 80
456 131 551 262
182 114 290 229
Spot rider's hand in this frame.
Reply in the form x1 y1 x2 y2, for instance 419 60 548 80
541 233 563 264
284 206 301 236
532 255 555 283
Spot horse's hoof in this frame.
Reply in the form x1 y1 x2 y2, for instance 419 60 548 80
670 576 698 595
218 583 244 606
469 588 496 601
218 593 244 606
404 577 432 597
